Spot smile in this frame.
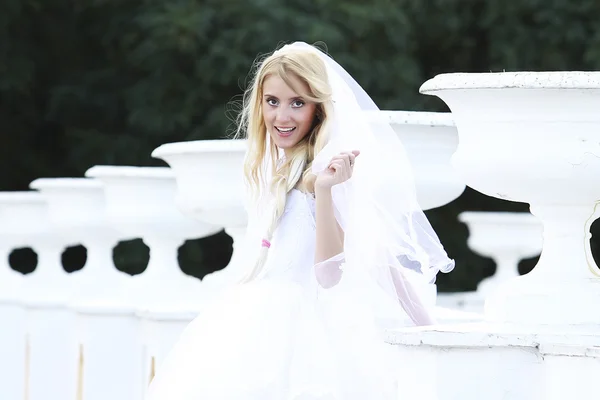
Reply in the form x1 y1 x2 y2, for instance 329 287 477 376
275 127 296 136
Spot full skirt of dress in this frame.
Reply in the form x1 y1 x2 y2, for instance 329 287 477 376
145 278 400 400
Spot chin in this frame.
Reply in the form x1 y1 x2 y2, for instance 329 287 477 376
272 135 301 151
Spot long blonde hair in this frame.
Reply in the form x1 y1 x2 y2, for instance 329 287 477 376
235 45 333 282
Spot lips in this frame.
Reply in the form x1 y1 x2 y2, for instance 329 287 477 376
275 127 296 137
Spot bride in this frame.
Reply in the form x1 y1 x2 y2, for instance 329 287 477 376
146 41 454 400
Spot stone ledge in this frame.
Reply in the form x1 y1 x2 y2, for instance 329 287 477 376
385 322 600 349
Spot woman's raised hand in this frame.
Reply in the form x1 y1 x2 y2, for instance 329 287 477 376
315 150 360 190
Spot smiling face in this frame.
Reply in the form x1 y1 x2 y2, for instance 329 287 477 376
262 74 318 155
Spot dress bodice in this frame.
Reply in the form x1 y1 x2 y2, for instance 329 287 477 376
261 189 317 286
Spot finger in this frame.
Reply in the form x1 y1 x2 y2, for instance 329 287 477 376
347 153 356 167
329 158 348 173
329 160 344 173
340 151 357 168
343 155 351 172
328 159 342 168
334 153 351 170
331 154 349 162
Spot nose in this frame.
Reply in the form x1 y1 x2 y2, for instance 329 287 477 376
275 107 292 123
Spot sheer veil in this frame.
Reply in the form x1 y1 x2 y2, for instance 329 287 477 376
273 42 454 326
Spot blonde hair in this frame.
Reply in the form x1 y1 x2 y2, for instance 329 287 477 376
235 44 333 282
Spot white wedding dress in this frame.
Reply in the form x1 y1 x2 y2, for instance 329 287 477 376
146 189 405 400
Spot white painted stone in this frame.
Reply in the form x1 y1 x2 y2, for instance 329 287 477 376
459 212 543 295
152 140 248 290
0 192 76 400
420 71 600 325
29 178 140 400
386 71 600 400
541 344 600 400
387 323 600 400
85 165 220 311
74 309 142 400
137 310 197 400
0 199 28 400
29 178 131 304
388 324 544 400
85 165 219 398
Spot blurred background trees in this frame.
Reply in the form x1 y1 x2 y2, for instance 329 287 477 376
3 0 600 290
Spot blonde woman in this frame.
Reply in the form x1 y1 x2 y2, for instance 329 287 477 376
146 42 454 400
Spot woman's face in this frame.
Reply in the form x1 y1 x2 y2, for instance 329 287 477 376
262 74 317 154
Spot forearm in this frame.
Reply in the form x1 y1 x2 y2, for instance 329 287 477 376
314 186 344 264
389 267 436 326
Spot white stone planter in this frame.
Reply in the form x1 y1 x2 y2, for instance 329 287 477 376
421 72 600 326
85 165 220 311
366 111 465 210
459 211 543 296
152 140 247 290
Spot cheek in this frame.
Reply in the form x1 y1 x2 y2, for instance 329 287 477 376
262 108 275 125
298 106 317 127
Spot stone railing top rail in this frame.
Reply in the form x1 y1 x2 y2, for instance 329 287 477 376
365 110 454 127
421 71 600 92
86 165 173 179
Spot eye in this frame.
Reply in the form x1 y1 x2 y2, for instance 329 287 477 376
291 99 305 108
266 98 278 106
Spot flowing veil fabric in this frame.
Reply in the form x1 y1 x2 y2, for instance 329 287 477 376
272 42 455 325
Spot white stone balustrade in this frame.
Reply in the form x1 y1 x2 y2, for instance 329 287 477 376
85 166 220 310
5 93 590 399
29 177 136 400
29 178 130 304
438 211 544 312
0 193 43 400
85 165 220 399
388 72 600 399
425 72 600 325
0 192 76 400
542 343 600 400
152 140 247 292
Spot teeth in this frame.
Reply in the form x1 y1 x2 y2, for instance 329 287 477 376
277 127 295 133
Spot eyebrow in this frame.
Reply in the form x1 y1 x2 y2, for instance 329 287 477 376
263 94 304 100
